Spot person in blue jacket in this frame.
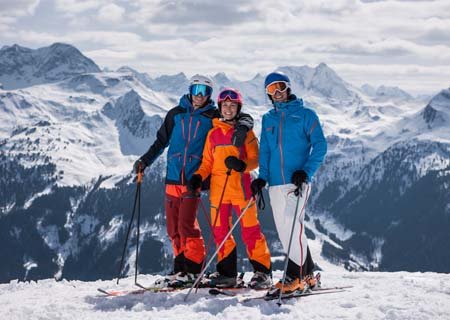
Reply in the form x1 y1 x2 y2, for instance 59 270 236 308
251 71 327 294
133 75 253 287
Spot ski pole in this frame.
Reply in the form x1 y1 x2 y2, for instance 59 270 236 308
134 170 142 284
116 166 144 284
184 196 255 301
277 186 302 306
197 169 231 291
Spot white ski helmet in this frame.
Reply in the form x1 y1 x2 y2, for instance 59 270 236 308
190 74 214 89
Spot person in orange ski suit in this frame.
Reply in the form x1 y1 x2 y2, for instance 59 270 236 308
188 88 272 289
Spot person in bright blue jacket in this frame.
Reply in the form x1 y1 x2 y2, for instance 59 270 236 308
251 71 327 294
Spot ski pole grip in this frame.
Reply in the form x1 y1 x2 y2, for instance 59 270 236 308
137 163 144 184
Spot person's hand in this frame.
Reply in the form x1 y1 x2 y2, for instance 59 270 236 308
291 170 308 188
188 174 202 192
231 125 248 148
224 156 246 172
250 178 266 197
133 159 147 174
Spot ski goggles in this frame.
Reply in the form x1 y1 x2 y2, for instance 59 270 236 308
266 81 289 95
190 84 213 97
218 89 240 102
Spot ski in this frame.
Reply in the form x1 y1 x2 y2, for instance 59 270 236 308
97 286 182 297
242 288 348 303
208 284 351 299
208 286 267 297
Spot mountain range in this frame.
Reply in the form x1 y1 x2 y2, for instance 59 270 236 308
0 43 449 283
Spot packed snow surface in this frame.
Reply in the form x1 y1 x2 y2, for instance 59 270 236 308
1 271 450 320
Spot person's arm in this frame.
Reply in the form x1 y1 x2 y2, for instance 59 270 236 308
302 109 327 179
258 116 270 182
195 131 214 180
244 130 259 172
236 112 253 130
140 108 179 166
231 112 254 147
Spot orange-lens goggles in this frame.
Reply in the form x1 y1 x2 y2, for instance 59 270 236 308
266 81 289 95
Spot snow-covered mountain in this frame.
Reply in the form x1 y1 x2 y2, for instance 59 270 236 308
1 43 449 283
0 43 100 90
361 84 413 102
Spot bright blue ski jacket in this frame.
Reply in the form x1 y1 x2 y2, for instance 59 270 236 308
258 96 327 186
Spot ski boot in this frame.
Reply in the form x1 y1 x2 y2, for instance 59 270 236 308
305 272 321 290
248 271 272 290
266 275 307 298
203 271 238 288
152 271 179 288
168 272 198 288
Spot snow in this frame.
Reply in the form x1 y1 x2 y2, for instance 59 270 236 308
1 271 450 320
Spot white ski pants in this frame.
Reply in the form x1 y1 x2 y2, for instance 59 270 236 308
268 183 311 267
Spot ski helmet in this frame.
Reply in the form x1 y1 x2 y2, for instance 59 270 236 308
189 74 214 97
217 87 243 116
264 71 291 89
264 71 291 101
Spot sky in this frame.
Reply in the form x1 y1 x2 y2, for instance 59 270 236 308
1 0 450 94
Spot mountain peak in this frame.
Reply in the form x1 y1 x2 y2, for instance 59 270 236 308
0 43 100 90
421 88 450 128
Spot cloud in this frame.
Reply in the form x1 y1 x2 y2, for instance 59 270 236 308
1 0 450 94
130 0 262 26
0 0 40 17
97 4 125 24
53 0 104 14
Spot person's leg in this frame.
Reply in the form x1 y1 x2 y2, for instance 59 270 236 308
233 198 272 289
233 199 271 274
269 183 311 277
211 201 237 278
165 185 183 273
179 190 205 274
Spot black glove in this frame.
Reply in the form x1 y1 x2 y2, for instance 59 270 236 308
231 125 248 148
251 178 266 197
188 174 202 192
225 156 246 172
133 159 147 174
291 170 308 187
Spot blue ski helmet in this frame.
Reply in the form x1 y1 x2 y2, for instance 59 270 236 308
264 71 291 89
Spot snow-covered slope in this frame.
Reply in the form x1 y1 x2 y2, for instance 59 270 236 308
1 271 449 320
0 71 173 186
0 43 101 90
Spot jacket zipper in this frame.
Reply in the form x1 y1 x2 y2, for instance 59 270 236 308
181 114 193 184
193 120 200 139
279 112 286 184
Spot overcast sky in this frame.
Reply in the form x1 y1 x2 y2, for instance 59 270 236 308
1 0 450 94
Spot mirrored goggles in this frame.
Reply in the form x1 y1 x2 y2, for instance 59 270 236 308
190 84 213 97
266 81 289 95
218 90 240 102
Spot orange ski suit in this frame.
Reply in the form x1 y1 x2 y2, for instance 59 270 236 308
196 118 271 276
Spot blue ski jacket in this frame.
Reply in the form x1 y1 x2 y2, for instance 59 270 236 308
258 96 327 186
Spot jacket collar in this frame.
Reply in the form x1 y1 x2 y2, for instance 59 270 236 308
271 95 303 114
179 94 215 114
